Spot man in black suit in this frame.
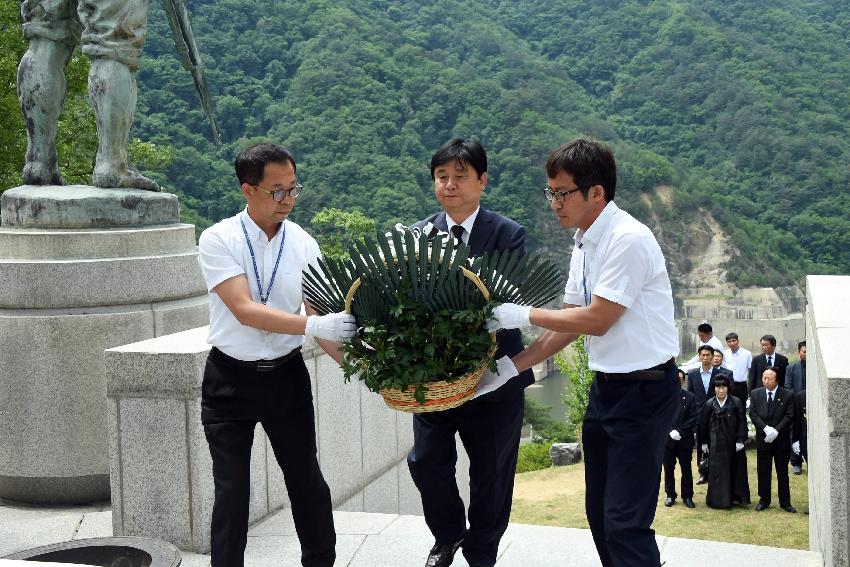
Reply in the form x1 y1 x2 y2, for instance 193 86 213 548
407 138 531 567
686 345 722 481
664 370 698 508
786 341 806 474
749 334 789 391
748 367 796 513
792 389 807 475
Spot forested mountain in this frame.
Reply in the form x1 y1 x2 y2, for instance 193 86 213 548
4 1 849 286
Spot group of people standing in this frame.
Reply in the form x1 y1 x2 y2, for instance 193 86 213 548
197 136 684 567
664 324 808 513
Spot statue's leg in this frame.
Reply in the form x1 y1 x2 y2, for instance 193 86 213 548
17 38 75 185
80 0 158 191
88 59 159 191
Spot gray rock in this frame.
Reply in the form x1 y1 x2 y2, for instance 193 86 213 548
549 443 582 466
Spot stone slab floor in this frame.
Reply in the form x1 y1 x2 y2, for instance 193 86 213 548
0 500 822 566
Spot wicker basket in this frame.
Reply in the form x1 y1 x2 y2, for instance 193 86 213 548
344 266 496 413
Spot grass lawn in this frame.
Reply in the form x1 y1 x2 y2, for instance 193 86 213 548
511 449 809 549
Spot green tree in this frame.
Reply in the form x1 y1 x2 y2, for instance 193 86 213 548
310 208 376 260
556 338 593 435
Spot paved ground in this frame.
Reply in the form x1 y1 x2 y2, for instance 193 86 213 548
0 501 822 566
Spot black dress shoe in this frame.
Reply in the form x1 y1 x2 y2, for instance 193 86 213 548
426 538 464 567
792 465 803 475
782 505 797 513
696 476 707 485
664 497 675 507
754 502 769 512
683 497 696 508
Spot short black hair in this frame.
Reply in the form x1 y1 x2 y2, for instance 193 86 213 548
430 138 487 180
234 142 296 186
725 332 739 341
698 345 715 355
545 139 617 202
760 334 777 347
713 375 731 388
697 323 713 333
798 340 806 351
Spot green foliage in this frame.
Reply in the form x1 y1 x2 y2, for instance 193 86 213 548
310 207 376 261
121 0 850 284
556 339 594 434
516 442 552 474
524 396 576 443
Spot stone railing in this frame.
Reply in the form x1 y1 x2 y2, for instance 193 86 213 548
105 327 469 552
807 275 850 567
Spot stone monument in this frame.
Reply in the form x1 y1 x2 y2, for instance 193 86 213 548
0 1 217 504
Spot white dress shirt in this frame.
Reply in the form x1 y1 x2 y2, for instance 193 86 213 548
700 366 713 392
680 335 725 372
198 209 322 361
563 201 679 373
445 206 480 245
724 347 752 383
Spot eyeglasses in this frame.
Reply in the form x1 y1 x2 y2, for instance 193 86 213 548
543 186 584 202
252 182 302 202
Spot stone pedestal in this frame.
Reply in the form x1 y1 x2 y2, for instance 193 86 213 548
0 186 209 504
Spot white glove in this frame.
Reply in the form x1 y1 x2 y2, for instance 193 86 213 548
485 303 532 332
669 430 681 441
736 442 744 452
792 441 800 454
763 426 779 443
473 356 519 399
701 444 709 454
305 312 356 342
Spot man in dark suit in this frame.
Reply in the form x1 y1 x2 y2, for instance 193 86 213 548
786 341 806 474
749 334 789 391
792 389 807 472
664 370 698 508
748 367 796 513
686 344 722 481
712 349 733 380
407 138 532 567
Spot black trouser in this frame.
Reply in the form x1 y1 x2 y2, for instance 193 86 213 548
202 351 335 567
583 361 679 567
407 389 524 567
731 381 748 406
756 444 792 508
663 440 694 499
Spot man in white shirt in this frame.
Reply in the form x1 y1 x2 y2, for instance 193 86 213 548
680 322 725 372
197 142 356 567
485 139 680 567
723 332 752 404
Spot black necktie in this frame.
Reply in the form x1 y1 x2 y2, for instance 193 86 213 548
767 355 772 366
450 225 464 243
767 391 774 413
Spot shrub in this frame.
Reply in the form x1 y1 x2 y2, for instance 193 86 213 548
516 442 552 473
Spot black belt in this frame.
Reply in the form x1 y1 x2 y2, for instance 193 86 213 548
209 346 302 372
596 358 675 381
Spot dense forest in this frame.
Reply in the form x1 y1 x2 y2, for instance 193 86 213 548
3 0 849 286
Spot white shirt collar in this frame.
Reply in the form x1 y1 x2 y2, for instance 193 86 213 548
717 397 728 408
242 207 283 242
766 385 778 396
446 206 480 237
574 201 619 248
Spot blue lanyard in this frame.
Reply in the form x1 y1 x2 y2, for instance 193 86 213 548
240 218 286 305
580 244 590 307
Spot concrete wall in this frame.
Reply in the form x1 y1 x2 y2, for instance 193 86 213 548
806 275 850 567
105 327 470 553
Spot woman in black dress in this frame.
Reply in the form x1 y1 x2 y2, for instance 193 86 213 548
699 374 751 508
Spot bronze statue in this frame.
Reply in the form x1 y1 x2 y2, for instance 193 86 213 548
17 0 219 191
